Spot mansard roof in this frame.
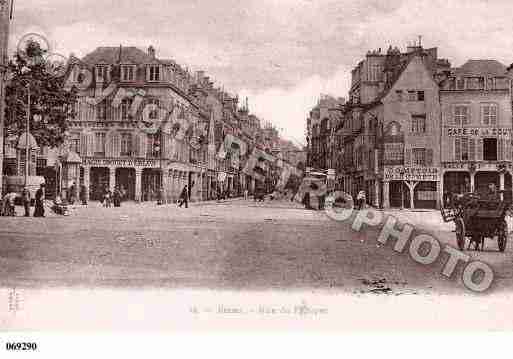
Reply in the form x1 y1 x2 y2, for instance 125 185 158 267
81 46 160 65
455 59 507 76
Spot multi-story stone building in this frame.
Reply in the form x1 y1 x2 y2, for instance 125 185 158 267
330 44 452 208
440 60 512 201
306 95 345 171
59 45 210 203
22 44 290 203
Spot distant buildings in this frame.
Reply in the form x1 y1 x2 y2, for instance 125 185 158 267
305 42 513 209
306 95 345 170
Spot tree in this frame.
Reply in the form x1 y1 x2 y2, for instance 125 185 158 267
4 40 77 148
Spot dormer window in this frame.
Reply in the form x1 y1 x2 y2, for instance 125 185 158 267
95 65 109 83
121 65 136 82
147 65 161 82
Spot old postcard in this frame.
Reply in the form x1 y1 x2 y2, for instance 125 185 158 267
1 0 513 355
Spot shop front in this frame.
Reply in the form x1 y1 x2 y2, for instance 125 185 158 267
442 162 513 203
116 168 136 200
383 166 440 209
83 157 164 202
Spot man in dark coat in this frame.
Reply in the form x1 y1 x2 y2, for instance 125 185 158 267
113 186 122 207
80 184 88 205
21 187 31 217
178 185 188 208
33 184 45 217
69 182 77 205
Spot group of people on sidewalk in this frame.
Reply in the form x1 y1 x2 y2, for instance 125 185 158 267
1 183 46 217
100 185 125 208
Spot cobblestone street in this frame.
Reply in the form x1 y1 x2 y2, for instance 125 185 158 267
1 199 512 295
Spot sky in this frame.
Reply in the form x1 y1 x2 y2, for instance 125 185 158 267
7 0 513 145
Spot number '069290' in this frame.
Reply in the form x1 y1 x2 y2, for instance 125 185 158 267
5 342 38 351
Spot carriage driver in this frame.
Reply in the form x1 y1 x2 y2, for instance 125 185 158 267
485 183 500 201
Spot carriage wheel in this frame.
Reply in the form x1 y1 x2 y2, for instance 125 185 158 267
455 218 466 251
498 220 508 253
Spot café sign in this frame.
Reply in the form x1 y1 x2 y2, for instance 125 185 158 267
384 166 439 181
83 158 161 168
446 128 512 138
443 162 513 171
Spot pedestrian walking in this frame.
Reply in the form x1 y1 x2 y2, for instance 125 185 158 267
80 184 88 205
21 187 31 217
33 184 46 217
113 187 122 207
103 188 112 208
357 190 366 210
244 188 249 200
178 185 189 208
69 182 77 205
157 186 164 205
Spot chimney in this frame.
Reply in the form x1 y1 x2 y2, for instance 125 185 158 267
148 45 156 59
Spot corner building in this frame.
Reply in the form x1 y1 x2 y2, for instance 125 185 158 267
64 46 209 202
342 45 450 209
440 60 512 201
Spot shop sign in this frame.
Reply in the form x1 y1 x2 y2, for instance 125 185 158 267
83 158 160 168
443 162 513 171
446 128 512 138
384 166 439 181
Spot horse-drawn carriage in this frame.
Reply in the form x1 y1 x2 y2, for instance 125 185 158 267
441 192 511 252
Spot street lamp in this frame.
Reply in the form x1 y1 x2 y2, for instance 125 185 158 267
22 82 41 187
154 131 166 205
399 168 405 210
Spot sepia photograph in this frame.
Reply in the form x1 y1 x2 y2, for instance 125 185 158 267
1 0 513 356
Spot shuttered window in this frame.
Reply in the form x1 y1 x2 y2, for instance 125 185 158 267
461 137 468 161
94 132 106 156
455 138 461 161
120 133 133 156
426 149 434 166
138 134 147 158
481 104 498 125
506 140 512 161
121 98 133 120
498 138 504 161
412 148 426 166
476 138 483 160
469 138 475 160
404 148 412 166
453 105 470 125
80 133 88 156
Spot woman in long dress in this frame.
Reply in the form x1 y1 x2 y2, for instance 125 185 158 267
34 184 46 217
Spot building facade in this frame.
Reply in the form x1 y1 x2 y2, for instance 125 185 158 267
60 46 210 202
15 45 291 203
440 60 512 202
8 45 287 203
310 43 459 209
306 43 513 209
